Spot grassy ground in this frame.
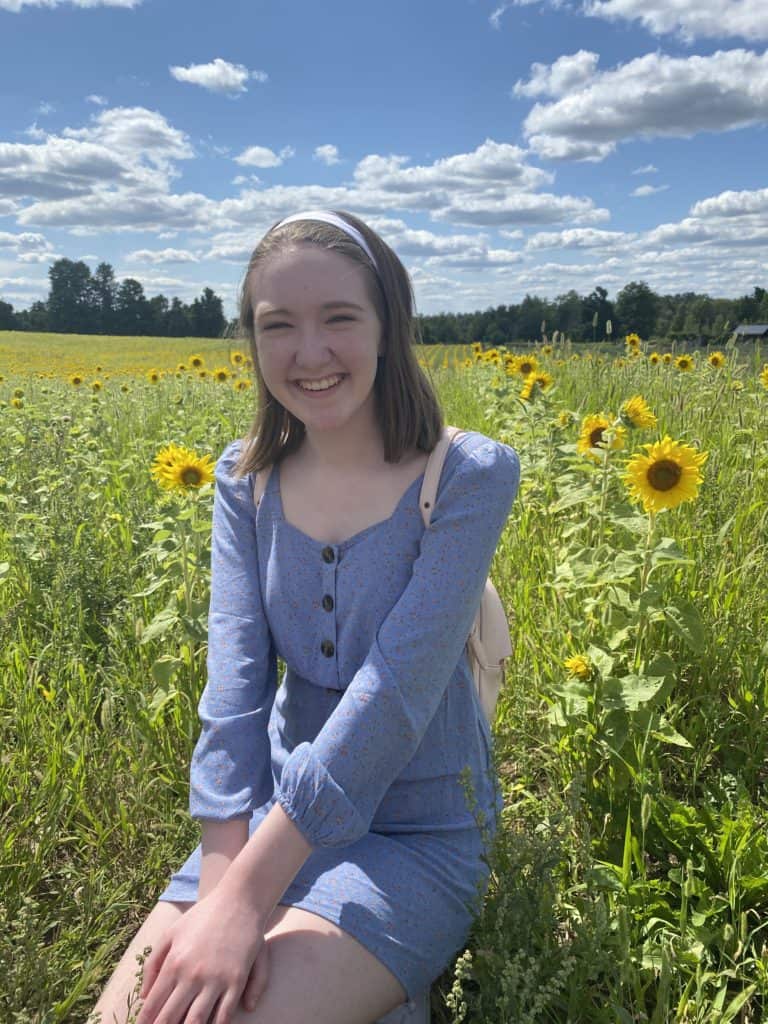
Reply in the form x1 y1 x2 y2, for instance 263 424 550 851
2 335 768 1021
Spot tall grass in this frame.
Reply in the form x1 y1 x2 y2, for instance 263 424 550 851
2 337 767 1021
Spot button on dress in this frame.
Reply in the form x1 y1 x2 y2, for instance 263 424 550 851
160 429 521 1000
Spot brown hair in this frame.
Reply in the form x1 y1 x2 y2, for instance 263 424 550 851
233 210 443 478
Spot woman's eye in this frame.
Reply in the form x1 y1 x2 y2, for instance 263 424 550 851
328 315 354 324
262 322 291 331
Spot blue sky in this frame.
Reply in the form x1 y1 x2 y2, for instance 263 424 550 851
1 0 766 317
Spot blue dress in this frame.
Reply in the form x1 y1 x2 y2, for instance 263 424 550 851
160 429 521 1000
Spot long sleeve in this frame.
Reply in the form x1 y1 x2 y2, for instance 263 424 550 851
275 438 520 847
189 442 278 821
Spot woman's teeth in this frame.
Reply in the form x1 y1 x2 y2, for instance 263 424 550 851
296 375 344 392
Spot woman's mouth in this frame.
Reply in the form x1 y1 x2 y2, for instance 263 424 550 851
294 374 347 393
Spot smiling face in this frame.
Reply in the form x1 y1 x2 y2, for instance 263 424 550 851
250 243 384 439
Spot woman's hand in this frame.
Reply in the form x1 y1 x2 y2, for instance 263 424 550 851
135 887 269 1024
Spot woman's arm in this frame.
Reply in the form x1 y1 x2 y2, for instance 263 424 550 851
214 803 313 921
198 818 249 899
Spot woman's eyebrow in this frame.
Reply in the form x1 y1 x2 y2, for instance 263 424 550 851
256 301 366 320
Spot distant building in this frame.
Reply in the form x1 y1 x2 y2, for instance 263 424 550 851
733 324 768 340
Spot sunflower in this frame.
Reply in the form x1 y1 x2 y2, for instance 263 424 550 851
556 410 575 428
625 333 642 349
577 414 626 459
674 354 694 372
164 451 215 491
146 369 161 383
662 353 673 364
623 436 707 514
213 366 231 383
520 370 554 401
95 364 103 372
189 354 205 369
564 654 592 680
515 354 539 377
707 351 726 369
69 374 84 386
151 443 214 492
760 364 768 390
471 341 483 354
92 380 102 391
177 363 187 372
620 395 657 430
234 378 252 391
13 387 24 399
648 352 661 365
11 397 23 409
198 369 208 379
230 350 246 367
541 344 553 355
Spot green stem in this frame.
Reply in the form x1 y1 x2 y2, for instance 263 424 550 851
178 519 193 616
632 511 656 671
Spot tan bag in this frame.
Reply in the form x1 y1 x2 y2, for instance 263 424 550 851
252 425 513 724
419 426 512 724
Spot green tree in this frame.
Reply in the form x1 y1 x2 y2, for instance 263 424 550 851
114 278 151 335
615 281 659 339
0 299 14 330
190 287 225 338
581 286 614 343
48 258 94 333
91 263 117 334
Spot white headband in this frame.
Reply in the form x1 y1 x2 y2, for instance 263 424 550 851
272 210 379 271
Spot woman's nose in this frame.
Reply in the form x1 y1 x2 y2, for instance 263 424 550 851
294 325 331 365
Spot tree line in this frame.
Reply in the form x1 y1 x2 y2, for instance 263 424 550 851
417 283 768 346
0 259 227 338
1 260 766 344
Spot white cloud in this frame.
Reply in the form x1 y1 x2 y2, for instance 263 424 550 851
18 189 216 232
86 94 108 106
690 186 768 218
314 144 340 166
124 247 200 264
169 58 268 96
584 0 768 43
513 50 600 98
526 227 633 249
0 230 58 262
234 145 294 168
523 48 768 161
631 184 669 197
354 139 553 194
37 101 55 116
0 137 133 200
632 163 658 174
63 106 194 171
0 0 138 7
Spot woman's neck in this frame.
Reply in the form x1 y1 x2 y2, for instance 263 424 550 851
298 425 387 473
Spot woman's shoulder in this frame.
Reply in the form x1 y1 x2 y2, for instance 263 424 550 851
444 427 520 481
213 439 255 501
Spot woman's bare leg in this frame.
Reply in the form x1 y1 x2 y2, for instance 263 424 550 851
90 902 409 1024
88 900 191 1024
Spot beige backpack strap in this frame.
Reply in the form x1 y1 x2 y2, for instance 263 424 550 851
419 425 464 527
252 464 274 508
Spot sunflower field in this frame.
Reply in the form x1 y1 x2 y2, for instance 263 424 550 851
2 332 768 1022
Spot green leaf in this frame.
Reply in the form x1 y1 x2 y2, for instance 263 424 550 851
603 674 665 711
664 601 706 655
139 606 179 644
151 655 183 686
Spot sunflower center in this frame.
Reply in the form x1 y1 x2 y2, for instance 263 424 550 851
589 427 606 447
519 361 533 374
181 467 202 485
647 459 682 492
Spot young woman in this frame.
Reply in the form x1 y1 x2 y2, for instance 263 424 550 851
90 210 520 1024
